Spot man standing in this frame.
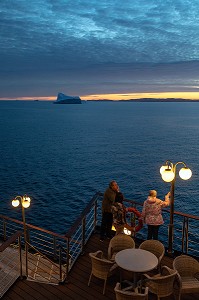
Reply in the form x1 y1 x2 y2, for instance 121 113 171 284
100 180 119 241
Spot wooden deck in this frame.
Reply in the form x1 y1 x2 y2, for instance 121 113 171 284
2 232 198 300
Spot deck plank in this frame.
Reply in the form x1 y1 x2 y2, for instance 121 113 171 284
2 232 198 300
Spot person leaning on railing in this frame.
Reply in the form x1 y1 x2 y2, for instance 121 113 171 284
100 180 119 241
111 191 140 235
141 190 170 240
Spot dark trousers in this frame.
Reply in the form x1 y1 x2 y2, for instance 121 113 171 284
100 212 113 239
147 225 160 240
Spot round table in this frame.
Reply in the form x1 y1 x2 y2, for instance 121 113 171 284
115 248 158 287
115 248 158 272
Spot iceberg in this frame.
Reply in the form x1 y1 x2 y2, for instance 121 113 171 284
53 93 82 104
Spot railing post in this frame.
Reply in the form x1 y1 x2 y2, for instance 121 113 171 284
53 236 57 260
182 216 185 253
25 240 28 278
182 216 189 254
185 217 189 254
81 217 86 254
24 225 29 278
26 226 30 243
3 219 6 241
18 235 23 278
59 246 62 282
168 179 175 255
94 200 97 231
65 237 70 282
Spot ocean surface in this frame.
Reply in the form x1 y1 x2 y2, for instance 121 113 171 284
0 100 199 235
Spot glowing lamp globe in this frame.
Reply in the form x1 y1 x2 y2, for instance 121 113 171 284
22 197 31 208
161 168 175 182
12 199 20 207
24 196 31 203
111 225 116 231
179 167 192 180
160 165 172 175
124 227 131 235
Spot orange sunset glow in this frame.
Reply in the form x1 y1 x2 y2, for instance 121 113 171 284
1 92 199 101
81 92 199 101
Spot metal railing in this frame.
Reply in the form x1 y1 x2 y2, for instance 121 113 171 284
0 191 198 286
123 198 199 257
0 192 100 281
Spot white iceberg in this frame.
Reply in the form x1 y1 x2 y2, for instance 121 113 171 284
53 93 82 104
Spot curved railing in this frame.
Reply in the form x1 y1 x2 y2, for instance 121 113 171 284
0 191 198 284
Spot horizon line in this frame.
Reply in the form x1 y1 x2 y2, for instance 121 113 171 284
1 91 199 101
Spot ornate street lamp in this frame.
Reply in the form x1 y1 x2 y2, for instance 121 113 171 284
12 195 31 277
160 161 192 255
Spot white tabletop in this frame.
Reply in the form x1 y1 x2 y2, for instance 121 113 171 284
115 248 158 273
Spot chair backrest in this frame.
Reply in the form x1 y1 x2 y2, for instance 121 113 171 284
89 251 115 280
114 282 148 300
145 266 177 298
139 240 165 261
173 254 199 277
108 234 135 259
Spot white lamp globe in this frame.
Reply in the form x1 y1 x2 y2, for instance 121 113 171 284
160 165 167 175
160 164 172 175
161 169 175 182
12 199 20 207
23 195 31 203
179 167 192 180
22 199 31 208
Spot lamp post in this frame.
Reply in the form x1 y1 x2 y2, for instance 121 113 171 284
160 161 192 255
12 195 31 277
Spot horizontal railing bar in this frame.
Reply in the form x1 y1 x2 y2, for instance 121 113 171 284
0 215 67 240
123 199 199 220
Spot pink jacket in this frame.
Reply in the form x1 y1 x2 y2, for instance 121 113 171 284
142 195 170 226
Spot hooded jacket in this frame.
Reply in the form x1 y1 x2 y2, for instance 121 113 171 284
142 195 170 226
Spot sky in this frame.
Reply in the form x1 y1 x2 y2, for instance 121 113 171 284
1 0 199 101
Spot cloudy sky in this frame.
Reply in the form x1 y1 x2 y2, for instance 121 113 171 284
1 0 199 100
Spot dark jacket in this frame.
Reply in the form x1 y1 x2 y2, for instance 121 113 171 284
102 187 116 213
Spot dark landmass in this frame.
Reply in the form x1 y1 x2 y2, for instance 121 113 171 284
89 98 199 102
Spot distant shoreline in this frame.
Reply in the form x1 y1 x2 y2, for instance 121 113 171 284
1 98 199 102
88 98 199 102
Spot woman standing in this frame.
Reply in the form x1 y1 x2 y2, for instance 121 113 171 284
142 190 170 240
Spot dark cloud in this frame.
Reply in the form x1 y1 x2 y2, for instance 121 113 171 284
0 0 199 98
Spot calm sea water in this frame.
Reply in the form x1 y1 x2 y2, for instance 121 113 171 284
0 101 198 235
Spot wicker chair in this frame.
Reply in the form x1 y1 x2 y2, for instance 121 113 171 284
173 254 199 300
108 233 135 260
114 282 148 300
88 250 118 295
143 265 177 300
139 240 165 272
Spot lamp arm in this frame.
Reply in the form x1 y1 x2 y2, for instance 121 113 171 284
164 160 173 168
174 161 187 168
